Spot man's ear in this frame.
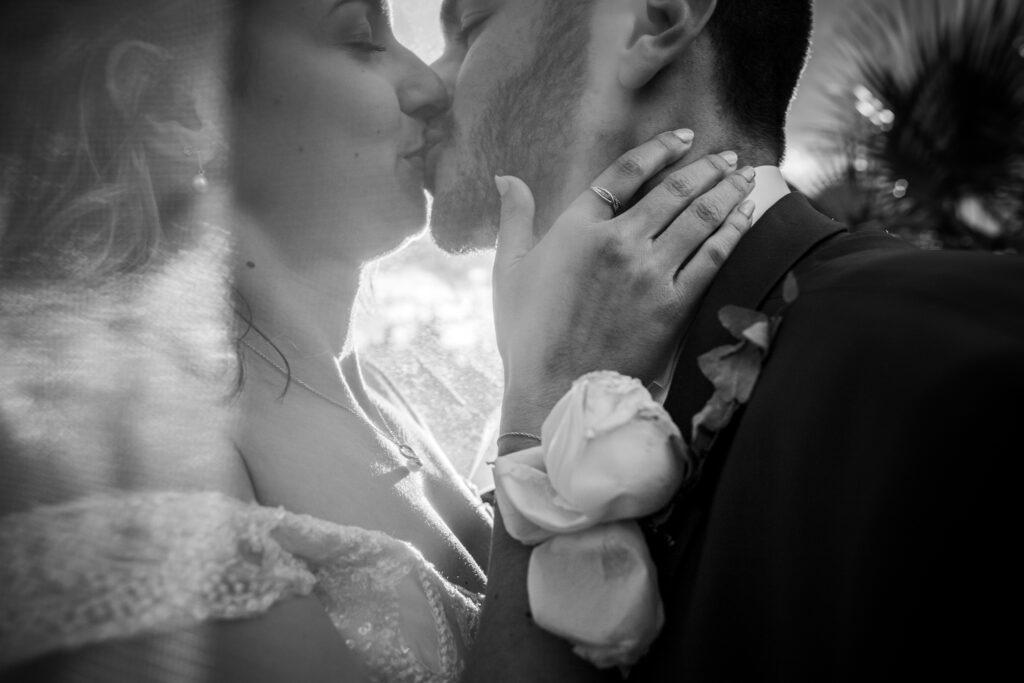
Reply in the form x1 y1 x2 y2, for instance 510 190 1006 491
619 0 718 90
106 40 202 130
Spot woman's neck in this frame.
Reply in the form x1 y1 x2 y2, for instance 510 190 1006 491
231 214 362 373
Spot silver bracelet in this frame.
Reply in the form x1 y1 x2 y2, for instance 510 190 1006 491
497 431 542 445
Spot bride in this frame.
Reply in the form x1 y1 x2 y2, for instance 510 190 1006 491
0 0 756 680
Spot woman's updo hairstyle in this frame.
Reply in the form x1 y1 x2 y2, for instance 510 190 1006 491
0 0 235 279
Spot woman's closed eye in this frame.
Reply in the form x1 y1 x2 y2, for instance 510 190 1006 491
344 28 386 53
331 1 388 55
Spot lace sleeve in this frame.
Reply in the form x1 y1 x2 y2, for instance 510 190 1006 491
0 492 316 667
0 491 481 682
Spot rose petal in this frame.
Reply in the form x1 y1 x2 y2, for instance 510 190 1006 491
719 305 770 341
527 522 664 669
782 271 799 304
552 416 687 520
691 391 738 438
581 374 652 435
698 341 763 404
493 448 598 542
741 320 772 350
541 378 588 478
543 373 686 522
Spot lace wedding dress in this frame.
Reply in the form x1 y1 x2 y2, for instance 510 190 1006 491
0 247 481 681
0 491 481 682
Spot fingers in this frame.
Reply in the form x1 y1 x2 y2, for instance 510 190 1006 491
567 129 695 220
494 175 537 273
654 165 756 258
626 152 742 238
674 198 756 295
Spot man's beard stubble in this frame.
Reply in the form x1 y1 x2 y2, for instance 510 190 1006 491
428 2 593 254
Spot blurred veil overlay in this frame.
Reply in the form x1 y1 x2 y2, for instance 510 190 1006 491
0 1 241 509
0 0 237 279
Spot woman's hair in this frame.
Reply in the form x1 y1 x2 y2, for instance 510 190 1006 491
0 0 235 280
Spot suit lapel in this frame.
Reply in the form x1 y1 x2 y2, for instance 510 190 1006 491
663 193 846 435
648 192 845 585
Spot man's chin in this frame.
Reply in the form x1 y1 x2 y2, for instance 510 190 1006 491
427 166 500 254
428 197 499 254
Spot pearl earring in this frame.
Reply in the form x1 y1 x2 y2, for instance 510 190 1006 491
183 146 209 194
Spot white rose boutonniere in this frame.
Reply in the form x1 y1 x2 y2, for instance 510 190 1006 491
494 371 695 669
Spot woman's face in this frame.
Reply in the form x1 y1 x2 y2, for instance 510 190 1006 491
233 0 449 265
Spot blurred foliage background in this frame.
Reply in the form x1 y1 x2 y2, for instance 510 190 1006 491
359 0 1024 486
799 0 1024 252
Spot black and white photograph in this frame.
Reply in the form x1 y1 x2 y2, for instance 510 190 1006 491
1 1 1022 680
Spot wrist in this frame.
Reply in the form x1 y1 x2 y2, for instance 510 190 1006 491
496 433 542 456
499 386 556 443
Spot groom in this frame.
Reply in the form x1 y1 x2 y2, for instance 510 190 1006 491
427 0 1024 680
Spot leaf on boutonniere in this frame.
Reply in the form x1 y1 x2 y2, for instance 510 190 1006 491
691 342 762 446
689 271 801 458
783 271 800 305
645 273 800 545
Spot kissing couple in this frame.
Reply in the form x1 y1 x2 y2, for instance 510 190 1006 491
1 1 1021 681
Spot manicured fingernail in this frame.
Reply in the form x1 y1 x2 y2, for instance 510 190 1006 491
720 151 739 166
739 199 756 218
494 175 510 198
739 166 756 182
673 128 695 144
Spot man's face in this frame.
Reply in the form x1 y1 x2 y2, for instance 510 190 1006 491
426 0 594 252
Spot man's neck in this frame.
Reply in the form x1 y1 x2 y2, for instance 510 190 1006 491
638 137 779 207
646 164 791 404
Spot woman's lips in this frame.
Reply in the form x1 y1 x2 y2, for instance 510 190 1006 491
399 137 444 190
401 145 428 177
405 152 426 171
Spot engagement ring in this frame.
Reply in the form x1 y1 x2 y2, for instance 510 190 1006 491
590 186 622 216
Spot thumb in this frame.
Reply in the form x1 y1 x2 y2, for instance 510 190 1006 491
494 175 536 269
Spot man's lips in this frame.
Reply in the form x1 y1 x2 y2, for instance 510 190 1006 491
422 141 446 191
424 124 448 149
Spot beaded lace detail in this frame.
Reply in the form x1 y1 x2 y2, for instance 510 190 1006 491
0 492 481 682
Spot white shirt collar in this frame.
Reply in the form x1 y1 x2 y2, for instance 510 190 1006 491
648 165 790 404
744 165 791 225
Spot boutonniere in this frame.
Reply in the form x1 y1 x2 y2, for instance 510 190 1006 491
690 271 800 462
644 272 799 556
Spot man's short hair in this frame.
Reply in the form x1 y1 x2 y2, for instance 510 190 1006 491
705 0 813 159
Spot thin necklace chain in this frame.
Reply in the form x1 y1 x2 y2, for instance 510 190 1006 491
240 339 423 468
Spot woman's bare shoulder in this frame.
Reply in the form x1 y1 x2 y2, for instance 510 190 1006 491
0 281 254 513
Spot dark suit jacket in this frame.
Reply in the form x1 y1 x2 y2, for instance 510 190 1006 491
633 194 1024 681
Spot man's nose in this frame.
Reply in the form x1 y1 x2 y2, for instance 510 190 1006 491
399 54 452 121
429 53 459 105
